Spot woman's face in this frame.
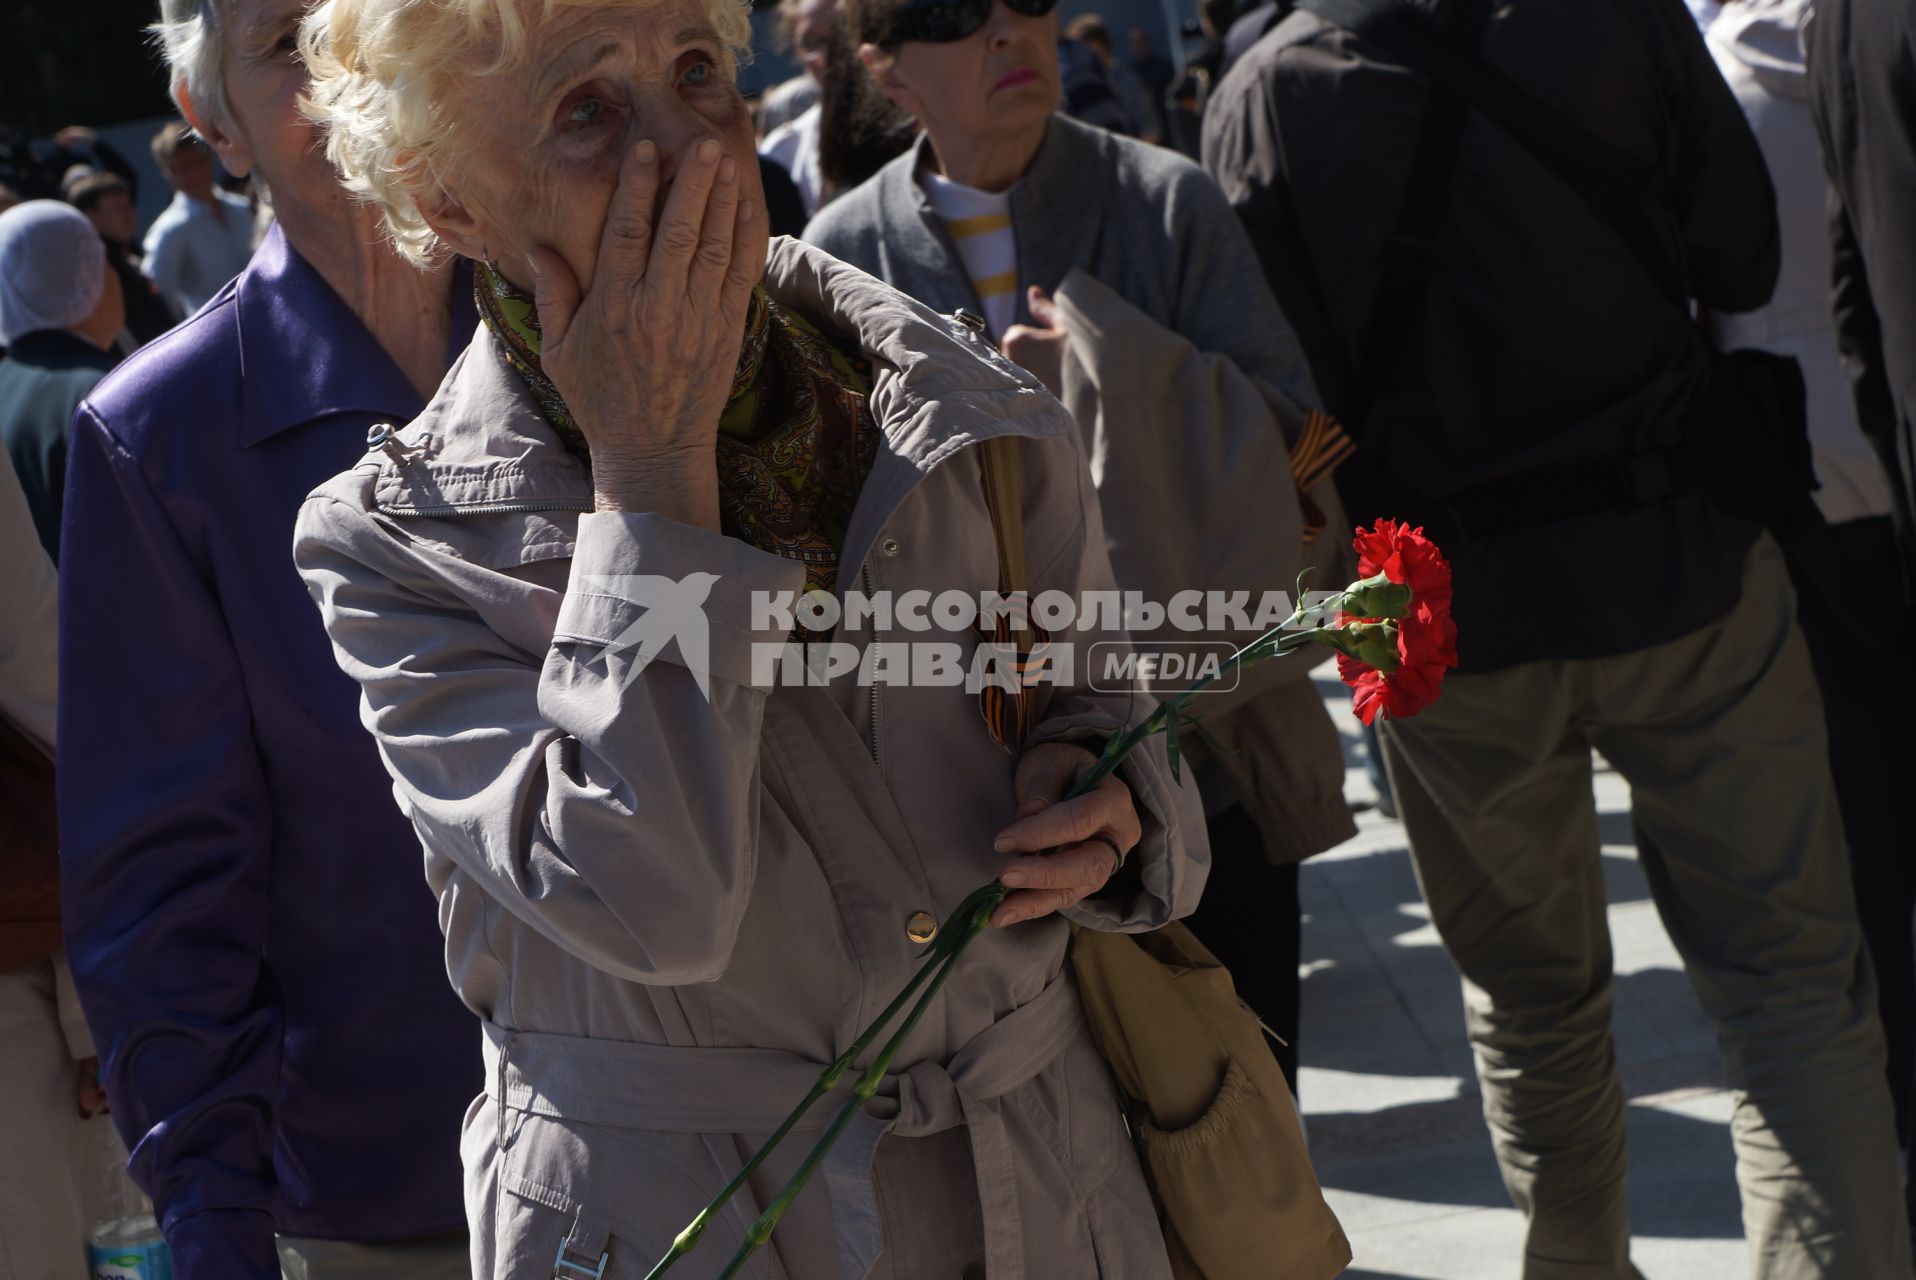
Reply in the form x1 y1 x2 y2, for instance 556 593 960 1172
425 0 766 296
194 0 351 226
870 0 1060 157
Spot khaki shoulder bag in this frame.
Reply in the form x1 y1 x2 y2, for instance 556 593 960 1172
977 435 1351 1280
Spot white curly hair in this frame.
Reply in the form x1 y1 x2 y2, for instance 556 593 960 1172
299 0 754 267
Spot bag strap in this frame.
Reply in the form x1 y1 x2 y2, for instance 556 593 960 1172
978 436 1033 652
1296 0 1687 303
1323 0 1490 450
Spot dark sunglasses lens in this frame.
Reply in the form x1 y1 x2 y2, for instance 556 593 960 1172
887 0 992 43
1000 0 1060 17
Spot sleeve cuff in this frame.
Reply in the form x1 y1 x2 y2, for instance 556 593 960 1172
162 1207 281 1280
552 512 806 691
1030 724 1210 934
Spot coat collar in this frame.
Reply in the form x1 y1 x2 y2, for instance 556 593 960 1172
235 223 477 448
877 113 1115 330
371 237 1072 575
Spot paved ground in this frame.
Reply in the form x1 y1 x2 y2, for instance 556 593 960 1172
1302 676 1750 1280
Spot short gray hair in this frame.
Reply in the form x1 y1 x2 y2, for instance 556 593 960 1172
150 0 230 129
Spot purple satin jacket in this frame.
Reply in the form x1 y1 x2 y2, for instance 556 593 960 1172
58 224 480 1279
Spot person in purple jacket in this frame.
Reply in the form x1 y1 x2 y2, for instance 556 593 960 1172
55 0 479 1276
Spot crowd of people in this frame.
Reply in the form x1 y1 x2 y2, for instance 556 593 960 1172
2 0 1913 1276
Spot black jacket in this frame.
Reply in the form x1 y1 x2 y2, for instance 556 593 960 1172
0 330 115 559
1808 0 1916 568
1204 0 1779 670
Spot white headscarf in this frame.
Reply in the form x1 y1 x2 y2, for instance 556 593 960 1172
0 200 107 345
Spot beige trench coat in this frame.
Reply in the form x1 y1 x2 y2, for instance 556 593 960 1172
294 239 1209 1280
1052 270 1357 865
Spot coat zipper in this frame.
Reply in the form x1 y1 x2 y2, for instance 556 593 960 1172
376 499 594 518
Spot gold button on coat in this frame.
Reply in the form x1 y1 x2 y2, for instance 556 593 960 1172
905 912 939 944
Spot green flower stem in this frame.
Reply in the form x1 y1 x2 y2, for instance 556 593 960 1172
640 892 988 1280
712 890 1002 1279
648 602 1357 1275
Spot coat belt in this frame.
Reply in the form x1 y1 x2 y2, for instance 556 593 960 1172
481 970 1085 1280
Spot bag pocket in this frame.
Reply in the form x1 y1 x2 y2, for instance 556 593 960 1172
1138 1059 1349 1280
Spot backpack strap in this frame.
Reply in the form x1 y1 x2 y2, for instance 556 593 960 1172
1315 0 1491 479
1297 0 1686 302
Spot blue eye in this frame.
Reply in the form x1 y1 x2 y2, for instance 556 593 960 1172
568 97 605 124
684 59 713 86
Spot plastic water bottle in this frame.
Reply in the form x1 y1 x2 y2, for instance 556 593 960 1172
87 1123 173 1280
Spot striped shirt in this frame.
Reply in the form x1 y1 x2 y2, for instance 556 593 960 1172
919 171 1020 339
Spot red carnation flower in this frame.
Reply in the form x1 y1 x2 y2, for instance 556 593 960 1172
1337 520 1458 725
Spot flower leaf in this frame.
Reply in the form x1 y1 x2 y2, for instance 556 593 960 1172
1163 702 1182 784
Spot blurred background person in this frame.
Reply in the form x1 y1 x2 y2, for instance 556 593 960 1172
1207 0 1911 1272
0 200 123 559
141 120 254 317
759 0 836 134
814 14 918 203
1808 0 1916 1231
1125 25 1174 121
57 0 480 1274
1706 0 1916 1224
1164 0 1233 156
0 126 141 206
0 446 112 1280
760 84 826 216
808 0 1357 1096
759 0 839 217
66 170 180 349
1056 29 1139 133
1066 13 1161 142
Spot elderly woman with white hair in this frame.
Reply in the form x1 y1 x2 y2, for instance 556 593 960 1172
55 1 483 1277
292 0 1206 1276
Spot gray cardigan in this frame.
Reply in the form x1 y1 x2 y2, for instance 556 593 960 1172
805 113 1322 425
807 115 1357 862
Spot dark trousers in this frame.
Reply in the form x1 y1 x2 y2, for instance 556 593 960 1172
1784 515 1916 1174
1182 803 1302 1092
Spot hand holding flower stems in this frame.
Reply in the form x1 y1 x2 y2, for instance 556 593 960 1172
644 521 1456 1280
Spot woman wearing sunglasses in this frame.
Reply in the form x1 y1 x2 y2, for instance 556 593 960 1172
807 0 1357 1098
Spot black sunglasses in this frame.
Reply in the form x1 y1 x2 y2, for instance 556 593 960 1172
880 0 1060 46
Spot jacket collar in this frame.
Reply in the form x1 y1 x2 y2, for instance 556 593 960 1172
235 224 476 448
5 329 117 372
880 114 1113 330
371 238 1071 573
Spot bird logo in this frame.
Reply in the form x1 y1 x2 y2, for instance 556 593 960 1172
581 572 722 700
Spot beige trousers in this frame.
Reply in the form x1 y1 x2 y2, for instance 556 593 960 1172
1379 535 1911 1279
0 955 110 1280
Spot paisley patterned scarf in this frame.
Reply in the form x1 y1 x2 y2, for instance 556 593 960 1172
474 261 879 602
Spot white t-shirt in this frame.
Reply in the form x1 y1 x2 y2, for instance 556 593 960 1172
918 170 1019 340
1706 1 1893 524
759 103 824 219
141 189 258 317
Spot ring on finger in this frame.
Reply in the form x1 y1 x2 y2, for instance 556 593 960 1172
1084 833 1125 880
